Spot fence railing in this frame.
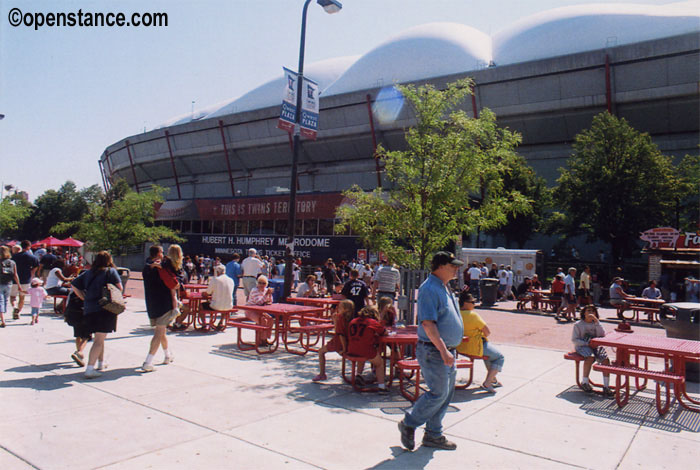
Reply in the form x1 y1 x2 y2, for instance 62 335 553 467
398 268 430 325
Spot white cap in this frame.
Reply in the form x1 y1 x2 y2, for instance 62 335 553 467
248 248 257 254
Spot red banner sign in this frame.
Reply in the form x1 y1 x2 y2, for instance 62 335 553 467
640 227 700 249
195 193 346 221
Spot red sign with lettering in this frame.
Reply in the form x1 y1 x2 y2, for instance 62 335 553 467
640 227 700 249
194 193 347 221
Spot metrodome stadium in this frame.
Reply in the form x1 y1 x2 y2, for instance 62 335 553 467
99 4 700 264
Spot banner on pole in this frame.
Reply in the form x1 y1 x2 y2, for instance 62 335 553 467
277 67 297 133
300 77 319 140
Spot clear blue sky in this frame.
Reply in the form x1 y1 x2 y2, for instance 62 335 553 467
0 0 678 200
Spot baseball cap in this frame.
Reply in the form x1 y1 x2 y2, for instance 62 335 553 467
248 248 257 254
431 251 464 270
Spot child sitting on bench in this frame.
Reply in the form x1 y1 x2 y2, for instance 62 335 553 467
572 305 613 396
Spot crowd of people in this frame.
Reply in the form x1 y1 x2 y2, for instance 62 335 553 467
2 238 697 451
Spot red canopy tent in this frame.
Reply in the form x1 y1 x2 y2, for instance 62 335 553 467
60 237 84 248
32 236 65 248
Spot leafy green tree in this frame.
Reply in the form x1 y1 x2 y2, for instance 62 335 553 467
19 181 103 240
0 194 31 237
54 180 182 254
487 155 552 248
554 112 680 260
337 79 531 269
675 153 700 232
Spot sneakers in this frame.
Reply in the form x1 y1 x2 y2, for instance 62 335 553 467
162 355 174 365
422 434 457 450
96 361 108 371
602 386 615 397
84 369 102 379
580 382 594 393
398 420 415 451
312 373 327 382
71 351 85 367
12 309 19 320
142 362 155 373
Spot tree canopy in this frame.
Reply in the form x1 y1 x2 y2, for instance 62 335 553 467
337 79 531 269
554 112 681 259
0 194 31 237
54 179 182 254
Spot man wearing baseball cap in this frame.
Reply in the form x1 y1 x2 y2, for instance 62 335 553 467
398 251 463 451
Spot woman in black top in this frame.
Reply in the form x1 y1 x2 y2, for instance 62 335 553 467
71 251 122 379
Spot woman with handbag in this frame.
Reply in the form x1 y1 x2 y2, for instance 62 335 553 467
71 251 122 379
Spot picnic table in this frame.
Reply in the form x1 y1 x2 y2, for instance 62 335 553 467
235 303 326 354
590 331 700 414
184 283 209 292
286 296 340 318
618 296 666 324
527 288 557 312
380 325 418 387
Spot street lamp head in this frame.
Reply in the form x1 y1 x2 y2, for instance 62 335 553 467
317 0 342 14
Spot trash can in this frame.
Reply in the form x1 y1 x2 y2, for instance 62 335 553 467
116 267 130 291
658 302 700 382
479 278 499 306
268 279 285 303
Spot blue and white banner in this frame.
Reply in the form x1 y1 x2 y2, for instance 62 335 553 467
300 76 319 140
277 67 297 133
277 67 319 139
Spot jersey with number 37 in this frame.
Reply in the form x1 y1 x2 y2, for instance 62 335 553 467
348 316 385 358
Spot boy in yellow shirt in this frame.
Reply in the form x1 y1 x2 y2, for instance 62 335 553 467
457 292 505 393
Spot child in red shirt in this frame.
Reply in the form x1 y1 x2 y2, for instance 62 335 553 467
348 305 387 391
313 299 354 382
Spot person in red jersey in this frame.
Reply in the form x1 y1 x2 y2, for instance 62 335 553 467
347 305 387 392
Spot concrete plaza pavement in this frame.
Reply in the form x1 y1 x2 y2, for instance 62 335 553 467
1 293 699 470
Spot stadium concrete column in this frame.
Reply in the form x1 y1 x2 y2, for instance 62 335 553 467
283 0 343 300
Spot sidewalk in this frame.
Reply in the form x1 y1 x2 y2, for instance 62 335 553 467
1 294 698 470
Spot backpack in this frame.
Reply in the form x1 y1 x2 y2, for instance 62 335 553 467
0 260 14 284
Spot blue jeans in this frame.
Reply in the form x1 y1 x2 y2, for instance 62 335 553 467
232 284 239 306
469 280 480 300
482 341 505 372
0 283 10 314
404 342 457 439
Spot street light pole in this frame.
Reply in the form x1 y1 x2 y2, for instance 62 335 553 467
283 0 342 300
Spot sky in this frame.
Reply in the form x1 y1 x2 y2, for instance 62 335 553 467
0 0 685 201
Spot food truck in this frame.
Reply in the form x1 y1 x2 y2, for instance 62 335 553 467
459 248 543 284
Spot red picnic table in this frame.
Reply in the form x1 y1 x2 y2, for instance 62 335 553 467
184 283 209 292
618 296 666 324
286 296 340 318
234 303 327 355
590 331 700 414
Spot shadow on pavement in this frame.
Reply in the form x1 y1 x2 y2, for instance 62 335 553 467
557 385 700 433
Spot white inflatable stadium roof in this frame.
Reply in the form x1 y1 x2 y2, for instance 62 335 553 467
155 2 700 128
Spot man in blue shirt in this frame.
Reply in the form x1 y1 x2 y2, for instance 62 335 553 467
399 251 463 451
225 254 242 305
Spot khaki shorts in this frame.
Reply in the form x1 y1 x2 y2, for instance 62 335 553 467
150 309 179 327
10 284 29 297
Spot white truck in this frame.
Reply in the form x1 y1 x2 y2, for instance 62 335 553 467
459 247 543 285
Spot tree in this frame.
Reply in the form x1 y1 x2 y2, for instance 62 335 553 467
487 155 552 248
337 79 531 269
554 112 680 260
675 153 700 232
54 180 182 254
0 194 31 237
19 181 102 240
